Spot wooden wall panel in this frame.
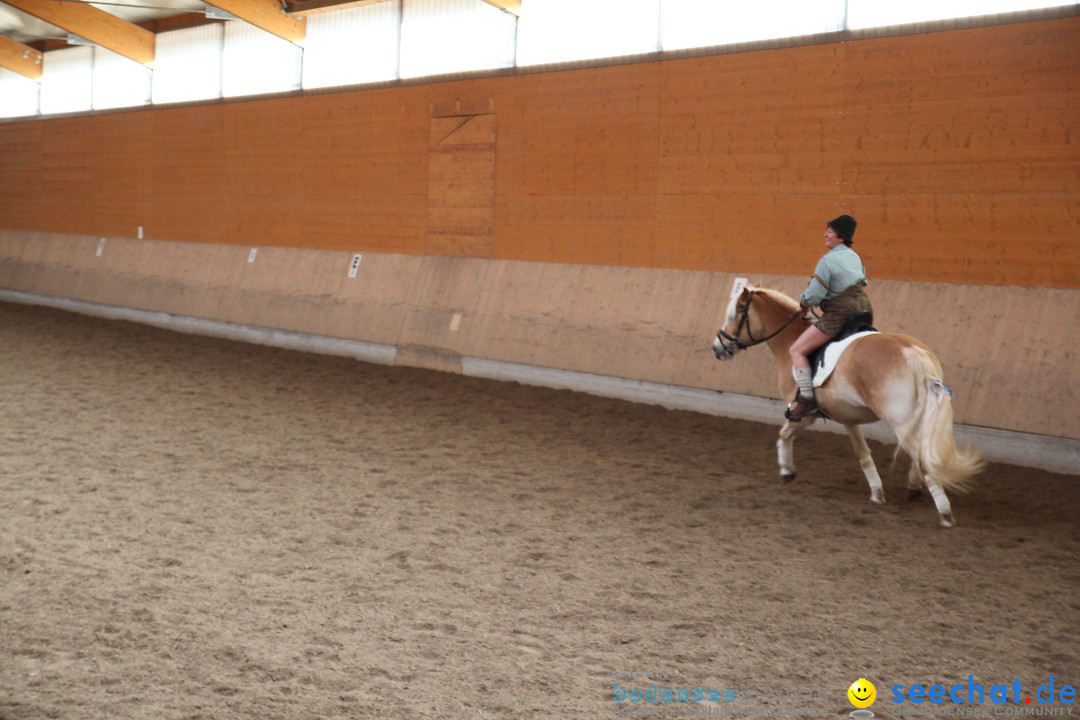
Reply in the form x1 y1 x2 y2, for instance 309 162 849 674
652 43 848 280
865 192 1079 287
658 45 845 196
83 113 153 236
845 21 1079 197
427 114 496 257
494 63 661 268
0 121 42 229
32 113 152 238
841 19 1080 288
655 193 839 275
293 89 429 253
151 105 226 243
222 99 307 244
0 16 1076 287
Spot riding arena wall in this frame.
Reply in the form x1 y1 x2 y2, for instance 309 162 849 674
0 13 1077 471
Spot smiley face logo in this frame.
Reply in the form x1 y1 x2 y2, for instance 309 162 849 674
848 678 877 708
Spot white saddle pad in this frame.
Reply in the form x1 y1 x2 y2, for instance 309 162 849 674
804 331 877 388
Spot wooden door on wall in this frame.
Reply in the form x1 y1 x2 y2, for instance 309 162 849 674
427 112 496 258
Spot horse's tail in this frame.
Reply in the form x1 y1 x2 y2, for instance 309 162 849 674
898 346 985 493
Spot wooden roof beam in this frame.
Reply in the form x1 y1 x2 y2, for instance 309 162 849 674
0 32 44 79
280 0 516 16
138 12 223 34
480 0 519 15
281 0 516 19
0 0 154 66
203 0 306 45
284 0 388 17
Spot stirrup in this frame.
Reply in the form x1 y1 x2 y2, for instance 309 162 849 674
785 394 820 421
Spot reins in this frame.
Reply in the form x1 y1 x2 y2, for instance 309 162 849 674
716 290 803 352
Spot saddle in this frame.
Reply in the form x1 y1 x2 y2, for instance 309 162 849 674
808 311 876 380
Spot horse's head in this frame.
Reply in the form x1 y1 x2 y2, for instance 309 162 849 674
713 284 757 360
713 285 802 360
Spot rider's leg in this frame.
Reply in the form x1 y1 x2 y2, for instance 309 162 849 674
786 324 832 418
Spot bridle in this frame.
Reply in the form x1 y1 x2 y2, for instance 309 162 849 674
715 290 803 356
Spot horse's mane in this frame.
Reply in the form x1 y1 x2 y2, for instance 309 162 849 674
754 287 800 311
724 284 799 325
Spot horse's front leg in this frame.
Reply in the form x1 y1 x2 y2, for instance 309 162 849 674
777 418 815 484
845 424 885 505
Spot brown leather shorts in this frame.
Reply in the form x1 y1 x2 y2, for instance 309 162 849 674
814 281 872 337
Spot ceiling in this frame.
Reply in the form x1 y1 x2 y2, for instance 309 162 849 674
1 0 218 53
0 0 520 79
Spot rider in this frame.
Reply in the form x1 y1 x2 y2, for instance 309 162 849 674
785 214 873 420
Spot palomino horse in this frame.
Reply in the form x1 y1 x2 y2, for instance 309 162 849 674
713 284 983 527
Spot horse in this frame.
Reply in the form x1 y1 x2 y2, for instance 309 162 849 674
712 283 984 527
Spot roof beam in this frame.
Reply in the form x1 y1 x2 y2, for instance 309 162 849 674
138 12 222 34
203 0 306 45
480 0 519 15
0 32 44 79
285 0 519 16
284 0 388 16
0 0 155 66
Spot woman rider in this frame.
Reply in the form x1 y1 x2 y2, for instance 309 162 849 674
785 214 873 421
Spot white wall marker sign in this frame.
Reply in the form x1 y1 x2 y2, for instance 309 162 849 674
96 238 107 257
348 254 363 279
730 276 749 300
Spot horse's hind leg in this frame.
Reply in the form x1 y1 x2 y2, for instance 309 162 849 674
906 460 924 502
845 424 885 505
777 418 815 484
922 474 956 528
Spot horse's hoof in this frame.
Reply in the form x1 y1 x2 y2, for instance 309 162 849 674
906 489 923 502
870 491 886 505
939 513 956 528
781 473 796 485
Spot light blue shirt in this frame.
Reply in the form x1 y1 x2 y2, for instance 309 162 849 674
801 245 866 306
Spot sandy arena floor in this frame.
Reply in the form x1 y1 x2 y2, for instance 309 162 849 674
1 301 1077 720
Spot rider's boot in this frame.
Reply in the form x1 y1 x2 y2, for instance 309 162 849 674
785 393 820 421
785 367 821 421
